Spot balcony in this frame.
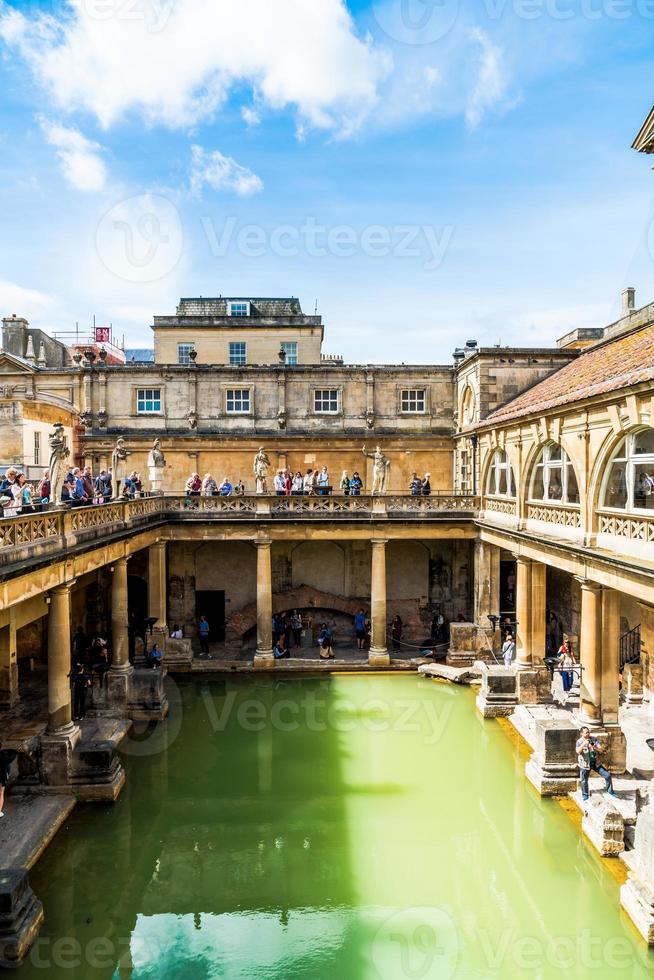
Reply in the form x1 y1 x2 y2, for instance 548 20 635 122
0 493 480 574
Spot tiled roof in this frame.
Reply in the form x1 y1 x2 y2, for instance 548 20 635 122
177 297 303 316
633 105 654 153
484 323 654 425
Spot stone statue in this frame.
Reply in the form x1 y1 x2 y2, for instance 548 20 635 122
187 410 198 430
362 444 390 494
48 423 69 507
253 447 271 494
111 436 130 499
148 438 165 468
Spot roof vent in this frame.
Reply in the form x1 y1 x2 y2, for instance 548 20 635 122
621 287 636 315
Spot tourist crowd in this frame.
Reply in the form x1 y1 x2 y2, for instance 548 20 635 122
0 464 146 515
183 467 434 496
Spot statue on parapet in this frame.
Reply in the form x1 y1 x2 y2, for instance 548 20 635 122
48 423 69 507
253 447 271 494
148 438 165 469
362 444 390 494
111 436 130 499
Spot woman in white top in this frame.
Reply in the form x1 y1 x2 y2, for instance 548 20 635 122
317 466 330 495
292 472 304 495
273 471 286 495
202 473 217 496
501 631 516 668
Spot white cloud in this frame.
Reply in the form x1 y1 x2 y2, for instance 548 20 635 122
0 279 55 320
0 0 391 137
189 145 263 197
465 28 508 131
39 119 107 191
241 106 261 127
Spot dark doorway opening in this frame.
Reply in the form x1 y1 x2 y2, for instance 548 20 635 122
196 591 226 643
500 559 516 617
128 575 148 662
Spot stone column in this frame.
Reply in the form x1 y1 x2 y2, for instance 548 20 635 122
578 578 602 725
529 560 547 664
473 539 500 627
515 557 532 667
111 558 130 670
0 609 18 708
638 602 654 709
600 587 620 726
148 541 168 634
254 539 274 668
46 584 76 735
369 538 390 667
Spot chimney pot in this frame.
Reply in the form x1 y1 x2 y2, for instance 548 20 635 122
622 287 636 315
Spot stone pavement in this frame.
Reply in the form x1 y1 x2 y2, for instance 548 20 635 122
0 791 75 869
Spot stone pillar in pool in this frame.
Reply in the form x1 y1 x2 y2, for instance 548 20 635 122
0 609 18 709
106 557 134 710
514 557 551 705
148 541 168 637
473 538 500 628
254 538 275 668
578 579 626 772
40 583 80 787
369 538 390 667
515 556 532 667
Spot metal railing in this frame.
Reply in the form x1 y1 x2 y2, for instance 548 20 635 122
620 624 641 671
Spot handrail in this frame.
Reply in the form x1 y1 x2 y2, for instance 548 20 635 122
619 624 641 671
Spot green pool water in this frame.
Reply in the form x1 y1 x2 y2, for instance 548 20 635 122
20 674 654 979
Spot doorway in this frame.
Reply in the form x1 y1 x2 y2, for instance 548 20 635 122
195 591 226 643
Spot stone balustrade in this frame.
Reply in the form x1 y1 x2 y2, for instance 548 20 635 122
0 493 480 571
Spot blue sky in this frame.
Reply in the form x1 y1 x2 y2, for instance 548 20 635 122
0 0 653 361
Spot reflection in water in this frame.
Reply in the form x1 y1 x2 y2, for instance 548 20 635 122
21 676 654 979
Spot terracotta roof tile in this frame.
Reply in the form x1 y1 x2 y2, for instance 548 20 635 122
484 324 654 425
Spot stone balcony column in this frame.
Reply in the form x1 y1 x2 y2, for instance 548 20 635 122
577 578 602 726
148 541 168 635
529 560 547 663
0 609 18 709
515 556 532 667
473 538 500 628
369 538 390 667
600 587 620 726
111 557 130 671
46 584 77 735
638 601 654 709
254 539 274 668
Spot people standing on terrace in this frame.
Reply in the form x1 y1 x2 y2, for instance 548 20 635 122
219 478 233 496
340 470 350 495
186 473 202 496
274 470 286 495
234 479 245 496
94 470 112 503
410 472 422 496
38 469 51 507
202 473 217 495
303 469 314 494
421 473 432 496
292 471 304 494
349 472 363 495
317 466 330 495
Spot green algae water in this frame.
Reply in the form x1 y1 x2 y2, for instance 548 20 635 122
21 675 654 979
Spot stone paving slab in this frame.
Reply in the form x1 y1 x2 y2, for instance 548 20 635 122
0 791 75 869
417 662 482 685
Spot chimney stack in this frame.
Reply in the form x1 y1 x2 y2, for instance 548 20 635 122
621 287 636 315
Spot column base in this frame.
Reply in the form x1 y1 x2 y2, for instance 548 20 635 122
524 719 579 796
516 666 552 706
0 869 44 969
106 665 134 712
71 739 126 802
368 648 390 667
581 797 624 856
130 667 169 721
39 727 81 788
475 664 518 718
254 651 275 670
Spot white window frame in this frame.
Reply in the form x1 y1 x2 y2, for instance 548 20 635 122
229 341 247 366
178 343 195 366
528 443 579 505
226 388 251 414
229 301 250 318
486 449 515 498
34 430 41 466
136 387 162 414
400 388 427 414
313 388 340 415
280 341 298 365
600 430 654 514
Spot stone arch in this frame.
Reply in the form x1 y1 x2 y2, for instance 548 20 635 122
520 439 581 511
228 585 364 638
460 385 477 427
291 540 346 595
588 424 654 525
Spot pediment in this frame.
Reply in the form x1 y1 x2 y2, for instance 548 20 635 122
0 352 37 374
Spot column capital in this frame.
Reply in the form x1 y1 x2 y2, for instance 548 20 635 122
514 555 532 567
254 537 272 549
575 576 601 592
112 556 129 569
370 537 389 546
49 581 75 597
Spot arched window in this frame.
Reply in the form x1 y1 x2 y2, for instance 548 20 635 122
461 386 476 427
601 429 654 512
486 450 515 498
529 443 579 504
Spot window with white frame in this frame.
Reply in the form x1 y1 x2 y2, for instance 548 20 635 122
178 343 195 365
229 342 247 366
34 430 41 466
280 341 298 365
226 388 251 413
229 301 249 317
601 429 654 513
486 449 515 497
314 389 339 414
401 389 426 413
136 388 162 413
529 443 579 504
